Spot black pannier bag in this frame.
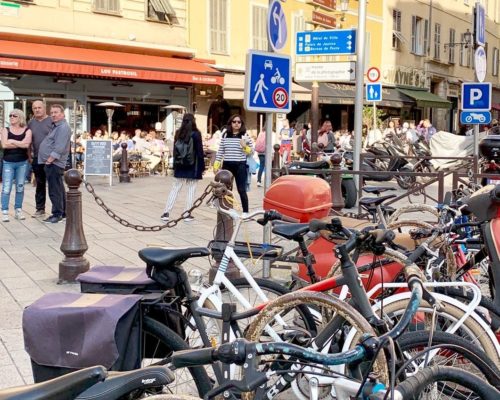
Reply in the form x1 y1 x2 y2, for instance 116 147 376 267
23 292 142 383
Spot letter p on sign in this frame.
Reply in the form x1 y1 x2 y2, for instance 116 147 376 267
470 89 482 105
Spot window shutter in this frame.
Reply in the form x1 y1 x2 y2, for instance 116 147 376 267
423 19 429 56
411 16 416 53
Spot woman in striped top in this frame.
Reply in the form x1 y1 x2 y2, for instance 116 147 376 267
213 114 254 213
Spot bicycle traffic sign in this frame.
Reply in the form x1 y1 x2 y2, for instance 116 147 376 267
244 50 291 113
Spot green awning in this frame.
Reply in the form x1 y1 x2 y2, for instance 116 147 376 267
398 88 452 109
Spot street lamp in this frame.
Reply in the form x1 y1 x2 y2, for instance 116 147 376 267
444 29 473 52
339 0 349 12
97 101 124 138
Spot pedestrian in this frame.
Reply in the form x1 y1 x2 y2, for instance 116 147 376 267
254 128 266 187
38 104 71 224
489 119 500 135
1 109 32 222
279 119 294 164
317 120 335 152
160 113 205 222
28 100 53 218
213 114 254 214
422 119 437 142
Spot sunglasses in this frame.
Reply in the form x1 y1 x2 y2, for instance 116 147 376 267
9 114 18 118
232 120 242 124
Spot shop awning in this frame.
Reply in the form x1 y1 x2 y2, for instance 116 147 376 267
223 72 311 101
398 88 451 109
0 40 224 85
300 82 414 108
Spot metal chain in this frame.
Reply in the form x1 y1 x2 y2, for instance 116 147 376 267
82 179 215 231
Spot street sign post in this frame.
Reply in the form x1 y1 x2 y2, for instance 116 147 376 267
295 61 355 82
461 82 492 111
366 83 382 102
475 2 485 47
268 0 287 52
244 50 291 113
460 111 492 125
296 29 356 56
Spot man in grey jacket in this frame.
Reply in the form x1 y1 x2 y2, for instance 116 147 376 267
38 104 70 224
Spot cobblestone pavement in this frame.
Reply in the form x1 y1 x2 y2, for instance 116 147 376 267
0 171 444 389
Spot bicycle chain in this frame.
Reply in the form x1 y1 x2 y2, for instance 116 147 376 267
82 179 216 231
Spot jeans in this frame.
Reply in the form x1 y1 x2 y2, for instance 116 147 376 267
222 161 249 212
32 161 47 212
44 164 66 217
1 160 28 211
257 154 265 183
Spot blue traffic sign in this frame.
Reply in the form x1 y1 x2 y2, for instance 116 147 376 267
475 3 486 46
460 111 491 125
268 0 287 52
461 82 492 111
244 50 291 113
296 29 356 56
366 83 382 102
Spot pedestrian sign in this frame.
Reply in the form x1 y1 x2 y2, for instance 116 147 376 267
366 83 382 102
268 0 287 52
244 50 291 113
461 82 491 111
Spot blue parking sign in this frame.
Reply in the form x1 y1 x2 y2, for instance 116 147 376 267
461 82 491 111
244 50 291 113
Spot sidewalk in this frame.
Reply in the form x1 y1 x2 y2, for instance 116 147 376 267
0 172 265 388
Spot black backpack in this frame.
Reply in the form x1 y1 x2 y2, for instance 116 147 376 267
174 133 195 167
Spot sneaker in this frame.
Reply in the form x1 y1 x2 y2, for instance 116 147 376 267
183 216 194 222
15 209 25 220
2 211 9 222
43 215 63 224
160 212 169 222
257 182 262 187
32 210 45 218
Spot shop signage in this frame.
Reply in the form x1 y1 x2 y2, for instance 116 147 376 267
307 0 335 11
382 66 429 89
311 11 336 28
84 140 113 186
295 61 355 82
447 85 460 98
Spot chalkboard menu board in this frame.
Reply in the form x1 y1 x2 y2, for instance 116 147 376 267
83 140 112 178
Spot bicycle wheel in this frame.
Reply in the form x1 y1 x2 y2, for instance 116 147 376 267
142 316 212 397
377 296 500 367
398 330 500 390
244 291 389 400
395 365 500 399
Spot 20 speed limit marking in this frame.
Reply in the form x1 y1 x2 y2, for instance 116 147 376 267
272 87 288 108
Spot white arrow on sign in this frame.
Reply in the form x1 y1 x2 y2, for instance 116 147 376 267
272 5 283 46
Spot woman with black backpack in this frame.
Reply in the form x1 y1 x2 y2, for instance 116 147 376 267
161 113 205 222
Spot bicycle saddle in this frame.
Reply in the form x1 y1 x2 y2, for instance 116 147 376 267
139 247 210 270
0 366 106 400
289 160 330 169
362 186 397 195
272 222 310 241
76 366 174 400
359 194 397 207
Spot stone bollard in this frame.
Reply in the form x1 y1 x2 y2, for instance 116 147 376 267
330 153 345 211
119 142 131 183
272 143 281 169
59 169 89 284
209 169 241 284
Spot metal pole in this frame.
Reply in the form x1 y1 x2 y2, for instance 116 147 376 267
373 102 377 132
72 101 78 169
263 113 273 279
353 0 367 190
311 81 319 161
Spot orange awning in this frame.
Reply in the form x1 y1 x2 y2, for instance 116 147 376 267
0 40 223 85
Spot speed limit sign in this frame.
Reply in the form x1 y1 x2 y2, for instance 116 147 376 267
272 87 289 108
367 67 381 82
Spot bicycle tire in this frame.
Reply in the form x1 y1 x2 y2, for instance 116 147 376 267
395 365 500 400
378 297 500 367
142 316 212 397
397 330 500 389
136 396 201 400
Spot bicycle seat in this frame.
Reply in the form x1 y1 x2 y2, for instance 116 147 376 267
0 366 106 400
76 366 174 400
289 160 330 169
139 247 210 271
359 194 397 208
272 222 310 241
362 186 397 195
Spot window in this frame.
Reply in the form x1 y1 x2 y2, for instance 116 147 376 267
392 9 402 50
411 16 427 55
147 0 177 24
448 29 455 64
459 32 471 67
493 48 499 77
434 23 441 59
423 19 429 56
252 5 268 50
93 0 120 14
209 0 228 54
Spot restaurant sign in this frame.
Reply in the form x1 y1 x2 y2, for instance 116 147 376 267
382 66 429 89
307 0 336 11
311 11 336 28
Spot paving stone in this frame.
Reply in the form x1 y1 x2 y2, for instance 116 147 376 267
0 365 25 389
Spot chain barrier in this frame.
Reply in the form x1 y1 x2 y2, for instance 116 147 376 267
82 178 219 231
